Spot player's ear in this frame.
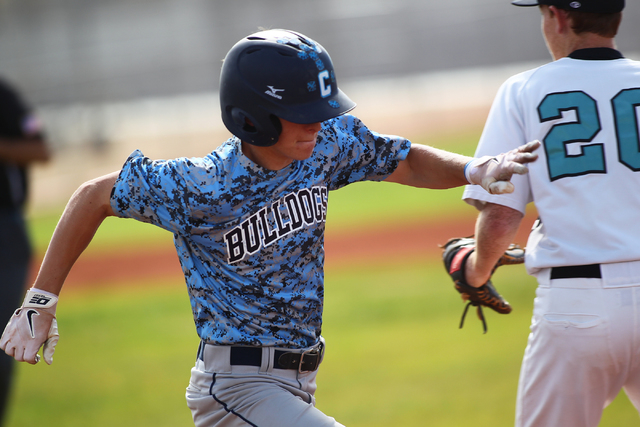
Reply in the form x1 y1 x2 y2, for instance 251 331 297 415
549 6 571 34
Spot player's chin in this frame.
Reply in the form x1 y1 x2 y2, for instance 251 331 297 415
296 140 317 159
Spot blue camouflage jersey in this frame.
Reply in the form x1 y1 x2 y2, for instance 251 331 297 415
110 114 411 348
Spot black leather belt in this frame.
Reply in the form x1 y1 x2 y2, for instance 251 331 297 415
550 264 601 279
198 342 324 373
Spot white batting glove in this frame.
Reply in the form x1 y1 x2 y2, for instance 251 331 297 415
465 140 540 194
0 288 60 365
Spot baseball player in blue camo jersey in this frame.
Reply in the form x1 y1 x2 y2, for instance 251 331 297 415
457 1 640 426
0 29 538 426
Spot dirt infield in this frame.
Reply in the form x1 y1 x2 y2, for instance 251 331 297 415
42 212 537 291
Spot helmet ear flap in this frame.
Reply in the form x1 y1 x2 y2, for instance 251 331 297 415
230 107 257 134
226 106 281 147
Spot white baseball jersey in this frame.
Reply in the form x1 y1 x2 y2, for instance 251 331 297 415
463 48 640 273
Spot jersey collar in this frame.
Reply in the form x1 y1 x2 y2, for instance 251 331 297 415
568 47 624 60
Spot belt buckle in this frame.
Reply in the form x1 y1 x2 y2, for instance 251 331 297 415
298 340 325 373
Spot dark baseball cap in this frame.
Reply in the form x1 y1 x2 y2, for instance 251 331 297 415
511 0 624 13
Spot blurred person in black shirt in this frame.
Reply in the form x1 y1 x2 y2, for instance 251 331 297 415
0 77 50 425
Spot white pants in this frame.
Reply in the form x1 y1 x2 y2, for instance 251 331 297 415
185 340 344 427
516 261 640 427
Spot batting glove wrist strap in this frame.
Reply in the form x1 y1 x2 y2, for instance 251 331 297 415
24 288 58 309
0 288 60 365
463 160 475 184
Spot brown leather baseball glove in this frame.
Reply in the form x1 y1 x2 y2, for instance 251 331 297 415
441 237 524 333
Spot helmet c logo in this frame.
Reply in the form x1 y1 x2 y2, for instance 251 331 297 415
318 70 331 98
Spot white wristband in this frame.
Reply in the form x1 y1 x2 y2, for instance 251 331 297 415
464 159 476 184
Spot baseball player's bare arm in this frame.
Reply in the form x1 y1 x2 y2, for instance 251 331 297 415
32 171 119 296
465 202 524 287
385 144 469 188
386 140 540 193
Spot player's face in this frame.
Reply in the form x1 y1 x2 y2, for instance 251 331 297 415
242 118 322 170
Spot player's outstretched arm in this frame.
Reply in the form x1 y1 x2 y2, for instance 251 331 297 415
31 171 119 296
0 171 119 365
385 140 540 193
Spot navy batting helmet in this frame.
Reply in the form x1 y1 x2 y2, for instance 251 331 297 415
219 29 356 147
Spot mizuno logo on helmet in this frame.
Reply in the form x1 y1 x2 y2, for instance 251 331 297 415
265 86 284 99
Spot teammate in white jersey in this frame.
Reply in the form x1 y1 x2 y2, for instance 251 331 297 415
0 29 537 426
461 1 640 426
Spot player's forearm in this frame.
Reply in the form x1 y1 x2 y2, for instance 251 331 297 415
386 143 469 189
32 172 119 295
409 144 470 189
466 203 523 286
386 141 539 192
0 137 51 165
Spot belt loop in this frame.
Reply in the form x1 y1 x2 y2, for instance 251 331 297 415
204 344 232 373
260 347 273 373
197 341 204 361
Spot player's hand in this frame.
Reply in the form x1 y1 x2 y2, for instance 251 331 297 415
466 140 540 194
0 288 59 365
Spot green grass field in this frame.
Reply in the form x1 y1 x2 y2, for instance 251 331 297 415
5 131 638 426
